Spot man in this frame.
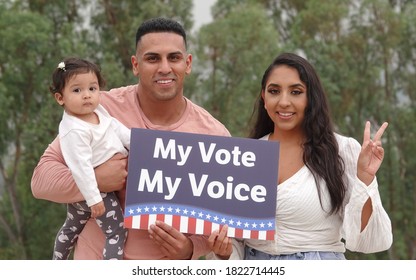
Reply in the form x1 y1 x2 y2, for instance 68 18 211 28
31 17 230 260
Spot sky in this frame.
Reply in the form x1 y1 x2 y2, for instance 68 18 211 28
192 0 216 30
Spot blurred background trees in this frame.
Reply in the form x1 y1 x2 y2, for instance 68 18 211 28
0 0 414 259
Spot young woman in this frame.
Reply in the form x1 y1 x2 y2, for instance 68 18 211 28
208 52 392 260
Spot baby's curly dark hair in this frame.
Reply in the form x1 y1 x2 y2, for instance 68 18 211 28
49 57 106 94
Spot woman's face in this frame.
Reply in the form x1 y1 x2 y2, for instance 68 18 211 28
262 65 307 134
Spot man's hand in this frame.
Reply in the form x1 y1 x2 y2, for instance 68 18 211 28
95 153 128 193
148 221 193 259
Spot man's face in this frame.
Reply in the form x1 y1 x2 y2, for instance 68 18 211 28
131 32 192 102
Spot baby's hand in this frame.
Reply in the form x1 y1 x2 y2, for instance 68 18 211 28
90 201 105 218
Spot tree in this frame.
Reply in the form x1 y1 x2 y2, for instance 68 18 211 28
0 7 59 259
195 0 416 259
0 0 195 259
1 0 415 260
279 0 416 259
194 2 280 136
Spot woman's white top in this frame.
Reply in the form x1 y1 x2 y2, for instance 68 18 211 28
59 104 130 206
220 133 392 259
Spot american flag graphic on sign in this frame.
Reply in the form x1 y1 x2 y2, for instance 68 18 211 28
124 203 275 240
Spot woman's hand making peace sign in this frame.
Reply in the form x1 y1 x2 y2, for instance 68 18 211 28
357 121 389 186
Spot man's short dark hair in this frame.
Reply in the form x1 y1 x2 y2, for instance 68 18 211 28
135 17 187 49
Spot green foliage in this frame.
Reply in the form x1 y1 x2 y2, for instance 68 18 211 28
195 2 280 136
0 7 59 259
0 0 415 260
285 0 415 259
197 0 416 259
0 0 194 259
86 0 193 87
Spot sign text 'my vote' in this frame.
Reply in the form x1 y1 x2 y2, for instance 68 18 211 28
124 128 279 239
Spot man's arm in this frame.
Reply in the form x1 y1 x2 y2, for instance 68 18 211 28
31 137 127 203
31 137 83 203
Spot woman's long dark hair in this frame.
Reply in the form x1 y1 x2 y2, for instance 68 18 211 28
248 53 346 214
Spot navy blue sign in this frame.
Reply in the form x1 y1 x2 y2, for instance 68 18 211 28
124 128 279 240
